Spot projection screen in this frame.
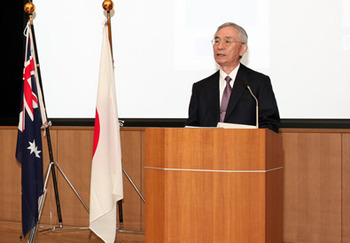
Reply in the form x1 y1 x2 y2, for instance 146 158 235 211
34 0 350 119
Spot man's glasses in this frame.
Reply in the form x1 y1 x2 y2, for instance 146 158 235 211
211 37 245 46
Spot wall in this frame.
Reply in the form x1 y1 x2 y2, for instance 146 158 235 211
0 127 349 242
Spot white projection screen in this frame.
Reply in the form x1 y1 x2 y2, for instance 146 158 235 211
34 0 350 120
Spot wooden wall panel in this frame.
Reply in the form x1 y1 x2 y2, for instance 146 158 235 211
0 127 145 231
342 134 350 242
2 127 350 242
39 129 60 226
0 127 21 222
281 132 342 242
38 127 146 229
44 128 93 227
120 129 145 231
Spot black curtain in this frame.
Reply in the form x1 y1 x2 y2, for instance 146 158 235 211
1 0 27 125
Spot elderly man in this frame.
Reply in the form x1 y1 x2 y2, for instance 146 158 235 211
186 22 280 133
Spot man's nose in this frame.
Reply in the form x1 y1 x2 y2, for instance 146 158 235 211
217 41 225 49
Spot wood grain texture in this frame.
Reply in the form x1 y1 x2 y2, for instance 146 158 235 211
0 128 21 222
2 127 350 242
0 127 145 232
120 130 145 231
281 132 342 242
342 134 350 242
145 128 283 243
145 128 281 170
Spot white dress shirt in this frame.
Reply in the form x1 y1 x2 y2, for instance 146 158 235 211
219 64 240 104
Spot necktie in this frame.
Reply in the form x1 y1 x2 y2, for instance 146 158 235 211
220 76 232 122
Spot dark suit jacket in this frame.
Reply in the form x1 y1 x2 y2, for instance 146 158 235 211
186 64 280 133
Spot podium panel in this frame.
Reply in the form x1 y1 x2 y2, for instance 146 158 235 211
145 128 283 243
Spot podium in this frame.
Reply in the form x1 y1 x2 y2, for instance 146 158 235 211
145 128 283 243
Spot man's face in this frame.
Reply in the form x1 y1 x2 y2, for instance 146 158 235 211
213 26 247 70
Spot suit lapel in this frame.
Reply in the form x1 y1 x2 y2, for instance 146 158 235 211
225 65 248 119
209 71 221 119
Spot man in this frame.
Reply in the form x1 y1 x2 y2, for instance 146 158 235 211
186 22 280 133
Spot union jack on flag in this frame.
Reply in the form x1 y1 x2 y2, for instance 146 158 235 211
15 22 46 237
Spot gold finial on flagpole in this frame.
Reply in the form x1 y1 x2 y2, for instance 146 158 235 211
102 0 114 12
24 2 35 24
24 2 35 14
102 0 114 59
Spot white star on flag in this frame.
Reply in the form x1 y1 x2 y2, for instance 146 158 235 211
27 139 41 158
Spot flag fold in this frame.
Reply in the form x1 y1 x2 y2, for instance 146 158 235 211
16 22 46 236
89 23 124 243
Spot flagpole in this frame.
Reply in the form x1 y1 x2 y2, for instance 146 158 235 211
101 0 125 229
103 0 114 60
101 1 147 233
24 0 64 232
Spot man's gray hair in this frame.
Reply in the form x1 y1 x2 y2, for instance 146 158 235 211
215 22 248 44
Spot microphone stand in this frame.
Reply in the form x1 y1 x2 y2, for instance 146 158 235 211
246 85 259 129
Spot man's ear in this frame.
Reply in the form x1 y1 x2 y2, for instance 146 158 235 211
239 43 248 57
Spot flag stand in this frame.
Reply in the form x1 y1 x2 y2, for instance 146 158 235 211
28 160 90 243
23 3 89 243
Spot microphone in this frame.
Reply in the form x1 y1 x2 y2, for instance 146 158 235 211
242 80 259 129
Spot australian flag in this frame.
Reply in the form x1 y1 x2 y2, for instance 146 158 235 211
15 24 46 237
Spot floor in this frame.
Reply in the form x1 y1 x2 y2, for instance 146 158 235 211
0 221 144 243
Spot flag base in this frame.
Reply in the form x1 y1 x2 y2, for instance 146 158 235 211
28 161 89 243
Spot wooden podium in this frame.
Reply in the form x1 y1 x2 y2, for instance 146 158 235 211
145 128 283 243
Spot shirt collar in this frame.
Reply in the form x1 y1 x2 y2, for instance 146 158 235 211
220 63 241 87
220 63 240 84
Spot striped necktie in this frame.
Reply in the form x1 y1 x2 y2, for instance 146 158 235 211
220 76 232 122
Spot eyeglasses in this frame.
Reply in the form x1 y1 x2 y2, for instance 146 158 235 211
211 38 245 46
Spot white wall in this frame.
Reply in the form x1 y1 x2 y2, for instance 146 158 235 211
34 0 350 119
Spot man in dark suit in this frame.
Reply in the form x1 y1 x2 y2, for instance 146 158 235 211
186 22 280 133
